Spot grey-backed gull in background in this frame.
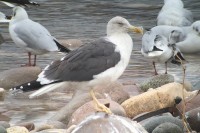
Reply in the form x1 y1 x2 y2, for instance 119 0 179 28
9 6 70 66
141 30 185 75
10 16 143 113
0 0 39 7
175 21 200 53
144 22 200 54
157 0 193 26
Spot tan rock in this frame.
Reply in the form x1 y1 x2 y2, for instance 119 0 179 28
0 67 42 90
94 81 130 104
68 99 126 127
7 126 29 133
122 82 198 118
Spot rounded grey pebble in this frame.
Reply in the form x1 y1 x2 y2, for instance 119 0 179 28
0 125 7 133
141 116 183 132
0 121 10 128
152 122 182 133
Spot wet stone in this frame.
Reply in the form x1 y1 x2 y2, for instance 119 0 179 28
0 121 10 128
59 39 82 50
37 129 67 133
185 107 200 132
68 99 126 127
17 122 35 131
0 125 7 133
0 67 42 90
0 88 5 100
141 116 183 133
152 122 182 133
139 74 174 92
71 112 148 133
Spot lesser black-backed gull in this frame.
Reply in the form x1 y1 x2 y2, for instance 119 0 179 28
157 0 193 26
9 6 70 66
141 30 185 75
10 16 143 113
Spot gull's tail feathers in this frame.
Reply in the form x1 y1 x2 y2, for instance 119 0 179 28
29 82 66 99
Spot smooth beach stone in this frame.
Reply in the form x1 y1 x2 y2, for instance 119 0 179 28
36 129 67 133
17 122 35 131
68 99 126 127
71 112 148 133
0 121 10 128
7 126 29 133
50 92 104 124
141 116 183 133
139 74 174 92
45 120 66 129
176 93 200 114
0 67 42 90
0 88 5 100
59 39 82 50
152 122 182 133
50 81 129 124
185 107 200 132
94 81 130 104
0 125 7 133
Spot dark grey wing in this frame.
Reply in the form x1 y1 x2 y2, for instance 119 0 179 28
37 38 121 83
1 0 39 6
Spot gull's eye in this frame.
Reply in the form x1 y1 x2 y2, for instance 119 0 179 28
13 12 16 17
154 35 161 42
117 22 124 26
196 28 199 32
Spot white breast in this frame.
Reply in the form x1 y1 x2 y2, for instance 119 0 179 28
89 33 133 86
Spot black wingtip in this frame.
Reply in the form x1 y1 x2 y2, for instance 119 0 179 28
10 80 43 94
171 51 186 65
54 39 71 53
29 1 40 6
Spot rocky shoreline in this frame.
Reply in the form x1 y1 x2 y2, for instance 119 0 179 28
0 65 199 133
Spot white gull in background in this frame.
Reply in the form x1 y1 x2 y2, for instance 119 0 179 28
157 0 193 26
0 0 39 7
10 16 143 113
9 6 70 66
141 30 185 75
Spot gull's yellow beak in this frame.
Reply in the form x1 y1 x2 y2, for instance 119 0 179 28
129 26 143 34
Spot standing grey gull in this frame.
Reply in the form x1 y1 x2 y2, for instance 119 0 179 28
144 22 200 54
10 16 143 113
141 30 185 75
0 0 39 7
157 0 193 26
9 6 70 66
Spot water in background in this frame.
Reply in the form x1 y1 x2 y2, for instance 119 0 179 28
0 0 200 125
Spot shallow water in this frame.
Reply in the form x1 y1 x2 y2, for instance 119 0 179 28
0 0 200 125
